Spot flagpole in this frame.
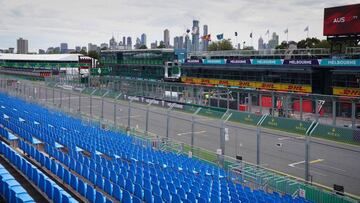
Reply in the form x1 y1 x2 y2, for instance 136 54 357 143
287 32 288 44
251 30 253 48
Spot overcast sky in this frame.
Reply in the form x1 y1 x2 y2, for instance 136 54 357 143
0 0 359 52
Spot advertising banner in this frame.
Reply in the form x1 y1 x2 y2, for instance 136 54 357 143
324 4 360 36
333 87 360 97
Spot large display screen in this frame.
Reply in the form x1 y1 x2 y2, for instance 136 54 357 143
324 4 360 36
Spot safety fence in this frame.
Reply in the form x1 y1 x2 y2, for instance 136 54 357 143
0 77 359 203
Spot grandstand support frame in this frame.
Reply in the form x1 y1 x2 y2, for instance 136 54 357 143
327 34 360 53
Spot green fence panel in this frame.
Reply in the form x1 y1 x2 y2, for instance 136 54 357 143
229 110 262 126
311 124 358 145
261 116 312 135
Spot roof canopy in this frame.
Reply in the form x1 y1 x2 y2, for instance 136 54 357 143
0 54 83 62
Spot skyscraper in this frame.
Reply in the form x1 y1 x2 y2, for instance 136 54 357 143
179 36 184 49
75 46 81 52
268 32 279 49
60 43 68 53
109 36 117 50
123 37 126 46
17 38 28 54
185 35 192 52
141 33 147 47
150 41 158 49
192 20 200 52
127 37 132 50
164 29 170 48
258 37 264 50
174 37 179 49
135 37 141 49
202 25 209 51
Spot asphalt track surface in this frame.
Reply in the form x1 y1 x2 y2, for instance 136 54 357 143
12 83 360 196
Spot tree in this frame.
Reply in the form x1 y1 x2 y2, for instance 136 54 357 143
208 39 234 51
79 50 87 55
276 41 289 49
314 40 331 49
139 45 148 49
87 50 99 60
297 37 320 49
157 44 166 48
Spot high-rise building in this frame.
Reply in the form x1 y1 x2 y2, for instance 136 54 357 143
135 37 141 49
202 25 209 51
8 48 14 53
75 46 81 52
127 37 132 50
268 32 279 49
38 49 45 54
17 38 28 54
185 35 192 52
109 36 117 50
164 29 170 48
60 43 68 53
100 43 109 49
141 33 147 47
150 41 158 49
179 36 184 49
173 37 179 49
192 20 200 52
88 43 98 52
122 37 126 46
81 46 87 52
258 37 265 50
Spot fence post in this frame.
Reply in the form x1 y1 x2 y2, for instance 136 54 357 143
256 114 267 165
52 86 55 105
191 108 202 151
300 96 303 121
114 93 122 126
59 89 63 108
227 89 230 109
305 121 317 182
68 92 71 112
127 97 136 132
237 92 240 111
145 99 155 136
166 103 176 138
351 100 356 129
78 89 81 112
89 89 97 119
271 91 275 116
248 92 252 113
101 91 109 121
332 99 336 126
45 86 48 103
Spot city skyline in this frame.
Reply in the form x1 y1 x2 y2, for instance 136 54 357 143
0 0 356 52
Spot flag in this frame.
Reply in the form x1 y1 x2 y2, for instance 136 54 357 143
186 29 190 34
201 34 211 41
235 32 238 36
216 34 224 40
304 26 309 32
284 28 288 34
265 30 269 35
250 32 253 38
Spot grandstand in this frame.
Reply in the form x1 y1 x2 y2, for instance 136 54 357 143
0 54 94 79
0 93 314 202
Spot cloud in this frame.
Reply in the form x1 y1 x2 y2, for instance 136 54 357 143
0 0 358 52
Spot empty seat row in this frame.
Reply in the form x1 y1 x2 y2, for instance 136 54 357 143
0 163 35 203
0 93 313 203
0 141 78 203
19 140 116 203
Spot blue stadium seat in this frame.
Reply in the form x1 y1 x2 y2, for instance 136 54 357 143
95 190 105 203
112 184 122 201
122 190 132 203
